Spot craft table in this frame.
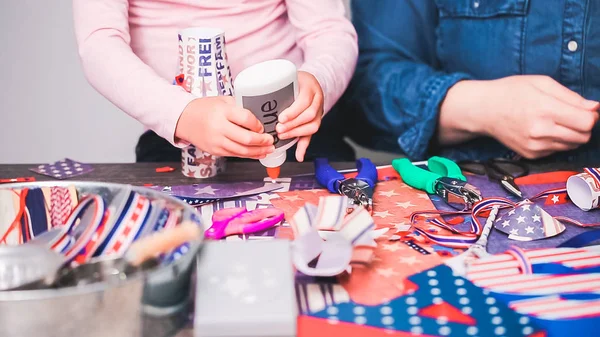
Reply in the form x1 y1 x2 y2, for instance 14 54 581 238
0 159 598 337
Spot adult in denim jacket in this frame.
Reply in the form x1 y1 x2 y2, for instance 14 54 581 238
341 0 600 163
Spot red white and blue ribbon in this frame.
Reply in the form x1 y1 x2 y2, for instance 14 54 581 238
25 188 49 239
63 195 106 262
506 246 533 275
410 197 515 248
49 186 73 227
101 194 151 256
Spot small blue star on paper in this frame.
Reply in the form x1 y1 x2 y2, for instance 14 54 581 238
30 158 93 180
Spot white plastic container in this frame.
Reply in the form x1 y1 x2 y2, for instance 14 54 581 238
234 59 299 169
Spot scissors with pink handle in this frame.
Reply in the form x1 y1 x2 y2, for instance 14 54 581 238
205 207 285 240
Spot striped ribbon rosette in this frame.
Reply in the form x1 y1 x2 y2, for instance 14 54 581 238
176 27 234 178
289 195 386 277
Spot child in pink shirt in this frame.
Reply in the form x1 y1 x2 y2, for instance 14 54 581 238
72 0 358 162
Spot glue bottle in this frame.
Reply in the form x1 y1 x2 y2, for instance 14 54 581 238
234 59 299 181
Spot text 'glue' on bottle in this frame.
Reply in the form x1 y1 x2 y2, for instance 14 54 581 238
233 59 299 181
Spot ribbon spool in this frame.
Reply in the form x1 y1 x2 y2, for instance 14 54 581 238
63 195 107 262
567 168 600 211
177 27 233 178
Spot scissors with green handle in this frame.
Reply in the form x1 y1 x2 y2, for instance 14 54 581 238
392 156 483 211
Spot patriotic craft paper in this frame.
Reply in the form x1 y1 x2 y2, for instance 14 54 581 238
271 179 449 307
148 182 284 206
465 245 600 337
428 171 600 253
309 264 544 337
29 158 93 180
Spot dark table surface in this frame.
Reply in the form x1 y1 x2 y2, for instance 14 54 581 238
1 159 598 337
0 161 354 186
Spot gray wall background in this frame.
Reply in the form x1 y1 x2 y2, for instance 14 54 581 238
0 0 143 164
0 0 396 164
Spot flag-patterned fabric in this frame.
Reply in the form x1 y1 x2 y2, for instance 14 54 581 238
464 245 600 337
467 246 600 297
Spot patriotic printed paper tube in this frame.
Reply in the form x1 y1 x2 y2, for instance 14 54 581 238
177 27 234 178
566 168 600 211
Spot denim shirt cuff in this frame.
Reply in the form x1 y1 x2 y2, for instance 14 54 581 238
397 72 473 160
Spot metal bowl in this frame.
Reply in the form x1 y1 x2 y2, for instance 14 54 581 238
0 181 203 337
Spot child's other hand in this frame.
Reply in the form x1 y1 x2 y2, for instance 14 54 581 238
175 96 275 159
276 71 324 162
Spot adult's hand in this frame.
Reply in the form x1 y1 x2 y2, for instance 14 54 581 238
439 75 599 159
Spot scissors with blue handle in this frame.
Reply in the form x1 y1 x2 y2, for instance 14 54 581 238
205 207 284 240
392 156 482 211
314 158 378 213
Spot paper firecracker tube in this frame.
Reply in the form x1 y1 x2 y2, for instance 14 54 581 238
567 171 600 211
177 27 234 178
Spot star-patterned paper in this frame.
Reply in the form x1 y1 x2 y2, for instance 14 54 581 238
148 182 284 205
271 179 450 307
29 158 93 180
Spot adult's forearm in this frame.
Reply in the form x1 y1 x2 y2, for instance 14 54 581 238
437 80 489 146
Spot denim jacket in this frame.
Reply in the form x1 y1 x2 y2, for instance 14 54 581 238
341 0 600 163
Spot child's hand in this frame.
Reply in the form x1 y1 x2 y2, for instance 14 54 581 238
175 96 275 159
276 71 324 162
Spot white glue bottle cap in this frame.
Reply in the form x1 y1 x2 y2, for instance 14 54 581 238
234 59 299 176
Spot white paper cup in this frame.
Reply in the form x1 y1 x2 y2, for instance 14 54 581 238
567 172 600 211
176 27 234 178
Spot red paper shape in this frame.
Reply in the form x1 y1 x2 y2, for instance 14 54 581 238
446 216 464 225
418 301 477 326
155 166 176 173
343 166 400 182
515 171 578 185
298 316 439 337
544 192 568 205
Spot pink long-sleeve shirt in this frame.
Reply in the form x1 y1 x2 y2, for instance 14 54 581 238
72 0 358 146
